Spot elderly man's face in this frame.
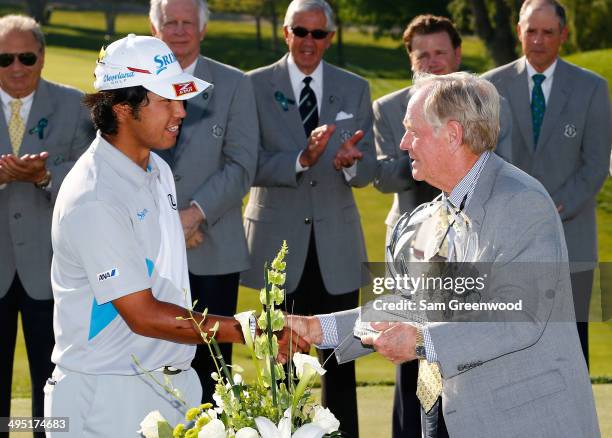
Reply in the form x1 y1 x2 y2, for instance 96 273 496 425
151 0 205 68
284 9 334 75
517 4 567 72
409 31 461 75
0 30 44 98
400 92 452 189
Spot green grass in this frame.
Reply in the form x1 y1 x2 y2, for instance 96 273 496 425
7 8 612 431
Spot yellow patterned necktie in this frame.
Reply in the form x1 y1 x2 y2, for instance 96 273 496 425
8 99 25 156
416 203 448 413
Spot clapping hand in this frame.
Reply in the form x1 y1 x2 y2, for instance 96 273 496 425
0 152 49 183
299 124 336 168
333 130 364 170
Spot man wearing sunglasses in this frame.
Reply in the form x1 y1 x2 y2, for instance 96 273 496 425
0 14 93 437
241 0 376 436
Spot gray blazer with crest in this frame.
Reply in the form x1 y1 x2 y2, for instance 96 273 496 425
156 55 258 275
483 57 611 271
241 55 376 294
332 154 599 437
0 79 93 299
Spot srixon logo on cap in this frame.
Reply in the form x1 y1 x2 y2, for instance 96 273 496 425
173 81 197 97
154 52 177 74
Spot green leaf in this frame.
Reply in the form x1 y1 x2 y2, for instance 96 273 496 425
157 421 174 438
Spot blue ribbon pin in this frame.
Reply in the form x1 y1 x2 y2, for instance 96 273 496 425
28 118 48 139
274 91 295 112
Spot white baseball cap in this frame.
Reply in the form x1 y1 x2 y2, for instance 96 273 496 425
94 34 212 100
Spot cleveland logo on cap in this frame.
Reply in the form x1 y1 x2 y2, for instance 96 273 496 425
173 81 197 97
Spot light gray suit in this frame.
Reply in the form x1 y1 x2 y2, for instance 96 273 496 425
373 86 514 231
157 55 257 275
482 57 611 270
0 79 92 300
241 55 376 294
332 153 600 437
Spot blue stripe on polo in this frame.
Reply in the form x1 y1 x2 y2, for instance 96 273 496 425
88 297 118 340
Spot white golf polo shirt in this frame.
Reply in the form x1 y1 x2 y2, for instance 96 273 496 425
50 132 195 374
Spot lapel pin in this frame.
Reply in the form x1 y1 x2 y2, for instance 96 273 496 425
28 118 48 139
563 123 577 138
274 91 295 111
212 124 224 138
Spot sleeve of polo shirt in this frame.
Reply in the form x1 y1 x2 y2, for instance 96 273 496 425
63 201 152 304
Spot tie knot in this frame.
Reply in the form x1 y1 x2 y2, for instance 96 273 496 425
532 74 546 86
303 76 312 86
9 99 22 113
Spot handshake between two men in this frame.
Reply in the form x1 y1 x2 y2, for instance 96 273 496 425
285 314 419 366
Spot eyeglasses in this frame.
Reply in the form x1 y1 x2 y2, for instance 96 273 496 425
290 26 330 40
0 52 38 68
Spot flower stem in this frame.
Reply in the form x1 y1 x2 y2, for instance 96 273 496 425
264 265 278 408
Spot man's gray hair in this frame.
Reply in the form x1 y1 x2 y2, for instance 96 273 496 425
0 15 45 50
519 0 567 29
283 0 336 32
149 0 210 32
413 72 500 154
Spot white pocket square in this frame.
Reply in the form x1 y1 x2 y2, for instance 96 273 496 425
335 111 354 121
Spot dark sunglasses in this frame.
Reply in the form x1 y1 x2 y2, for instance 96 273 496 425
0 52 38 68
291 26 330 40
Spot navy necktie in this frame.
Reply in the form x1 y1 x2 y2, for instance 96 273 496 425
531 73 546 146
299 76 318 137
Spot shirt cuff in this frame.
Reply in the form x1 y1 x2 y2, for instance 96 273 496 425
315 314 339 349
295 152 309 173
342 162 357 181
189 200 207 222
0 183 6 190
422 326 438 363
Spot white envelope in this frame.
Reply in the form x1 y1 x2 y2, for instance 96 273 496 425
335 111 354 121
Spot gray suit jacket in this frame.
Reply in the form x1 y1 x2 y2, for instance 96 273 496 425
157 56 258 275
0 79 93 299
241 55 376 294
333 154 599 437
373 86 514 229
483 57 612 270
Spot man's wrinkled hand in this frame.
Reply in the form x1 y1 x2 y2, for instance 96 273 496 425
333 130 364 170
361 322 418 365
299 124 336 168
0 152 49 183
276 325 312 364
285 314 323 345
179 204 204 241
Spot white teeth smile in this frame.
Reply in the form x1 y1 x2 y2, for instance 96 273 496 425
167 126 179 132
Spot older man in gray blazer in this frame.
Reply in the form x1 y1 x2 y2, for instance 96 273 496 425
290 72 600 437
149 0 258 403
241 0 375 435
0 15 92 434
373 16 514 437
482 0 612 367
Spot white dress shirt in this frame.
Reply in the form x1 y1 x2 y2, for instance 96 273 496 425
525 57 557 104
0 87 35 126
287 55 357 179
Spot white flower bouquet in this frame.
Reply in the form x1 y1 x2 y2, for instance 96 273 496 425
139 242 341 438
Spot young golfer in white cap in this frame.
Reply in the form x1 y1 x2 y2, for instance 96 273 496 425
43 34 307 437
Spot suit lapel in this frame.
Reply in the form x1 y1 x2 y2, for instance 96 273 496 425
536 59 571 150
319 62 342 125
172 56 212 163
506 58 534 150
464 153 502 235
270 56 309 146
0 101 9 156
21 79 54 155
